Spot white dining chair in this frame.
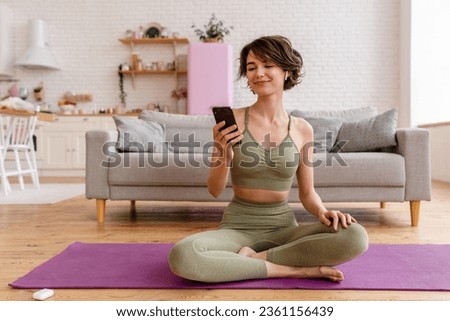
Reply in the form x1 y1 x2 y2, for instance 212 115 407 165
0 116 11 195
0 113 40 195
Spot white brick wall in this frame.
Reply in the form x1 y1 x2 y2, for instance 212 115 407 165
0 0 400 115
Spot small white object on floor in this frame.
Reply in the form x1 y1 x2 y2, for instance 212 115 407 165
32 288 54 301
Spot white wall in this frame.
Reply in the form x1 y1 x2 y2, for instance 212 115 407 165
408 0 450 183
425 125 450 183
399 0 411 128
0 0 400 116
411 0 450 127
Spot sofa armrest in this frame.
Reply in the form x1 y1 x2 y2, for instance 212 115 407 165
85 129 118 199
395 128 431 201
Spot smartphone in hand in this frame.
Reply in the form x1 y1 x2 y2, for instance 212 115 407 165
212 106 240 143
212 106 238 131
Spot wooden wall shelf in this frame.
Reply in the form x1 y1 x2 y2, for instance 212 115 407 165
118 36 189 95
118 38 189 45
119 70 187 75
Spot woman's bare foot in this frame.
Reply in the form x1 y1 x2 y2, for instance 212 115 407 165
266 262 344 282
238 246 257 257
310 266 344 282
240 248 343 282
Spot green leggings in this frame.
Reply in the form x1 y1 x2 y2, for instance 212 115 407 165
169 197 369 283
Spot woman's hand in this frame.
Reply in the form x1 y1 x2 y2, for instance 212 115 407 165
318 210 357 230
212 121 242 162
208 122 243 198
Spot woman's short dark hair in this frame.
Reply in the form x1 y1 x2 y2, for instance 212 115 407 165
238 35 304 90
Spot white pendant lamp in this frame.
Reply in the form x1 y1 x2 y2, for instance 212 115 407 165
16 19 60 70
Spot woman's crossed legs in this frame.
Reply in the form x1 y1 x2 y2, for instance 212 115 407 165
168 223 368 283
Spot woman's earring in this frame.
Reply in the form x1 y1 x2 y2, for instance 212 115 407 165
285 72 289 81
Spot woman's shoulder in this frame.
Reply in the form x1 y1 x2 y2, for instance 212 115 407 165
289 114 314 148
232 106 248 114
290 114 313 136
232 106 248 118
231 106 248 129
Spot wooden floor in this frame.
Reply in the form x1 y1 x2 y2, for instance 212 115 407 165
1 178 450 301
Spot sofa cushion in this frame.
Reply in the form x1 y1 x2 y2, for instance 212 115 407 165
300 116 343 153
113 116 166 152
107 151 404 189
107 152 221 186
290 106 377 122
310 152 405 187
290 107 377 153
139 111 215 153
332 108 398 152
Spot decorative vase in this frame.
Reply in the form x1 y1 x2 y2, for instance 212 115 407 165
177 98 187 114
203 37 222 43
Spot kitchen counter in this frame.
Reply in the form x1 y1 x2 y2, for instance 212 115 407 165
53 112 140 117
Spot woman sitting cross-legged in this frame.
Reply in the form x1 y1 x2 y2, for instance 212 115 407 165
168 35 369 283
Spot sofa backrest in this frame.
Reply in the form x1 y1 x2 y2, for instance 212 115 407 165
139 110 215 153
138 106 381 154
289 106 378 121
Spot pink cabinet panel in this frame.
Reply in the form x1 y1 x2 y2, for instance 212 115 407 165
187 43 233 115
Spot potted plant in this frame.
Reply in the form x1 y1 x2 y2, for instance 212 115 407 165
118 64 127 108
191 14 233 42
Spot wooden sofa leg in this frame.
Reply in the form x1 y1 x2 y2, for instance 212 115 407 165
409 200 420 227
96 199 106 223
380 202 386 209
130 200 137 218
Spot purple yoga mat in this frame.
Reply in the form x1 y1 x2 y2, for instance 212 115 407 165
9 242 450 291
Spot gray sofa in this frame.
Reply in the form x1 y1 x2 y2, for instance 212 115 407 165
85 107 431 226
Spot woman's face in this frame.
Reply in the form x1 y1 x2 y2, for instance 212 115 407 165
246 50 285 96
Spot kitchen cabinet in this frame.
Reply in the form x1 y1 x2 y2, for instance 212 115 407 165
36 115 117 176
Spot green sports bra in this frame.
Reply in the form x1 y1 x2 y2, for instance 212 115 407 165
231 107 300 191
